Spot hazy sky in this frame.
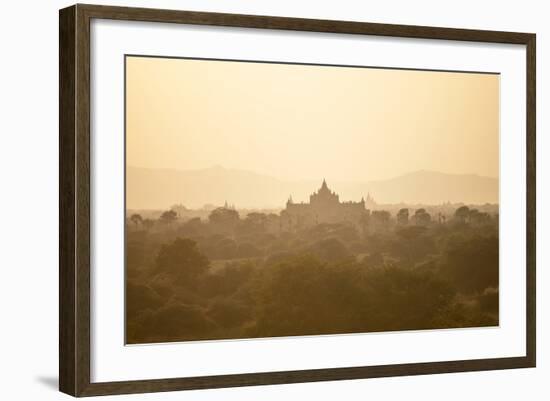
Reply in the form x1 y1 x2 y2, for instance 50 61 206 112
126 56 499 182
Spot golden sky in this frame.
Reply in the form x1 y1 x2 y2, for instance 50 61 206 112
126 56 499 182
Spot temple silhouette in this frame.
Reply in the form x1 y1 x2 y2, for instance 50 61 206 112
281 179 375 229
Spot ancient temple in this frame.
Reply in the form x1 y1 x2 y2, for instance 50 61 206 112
281 180 369 229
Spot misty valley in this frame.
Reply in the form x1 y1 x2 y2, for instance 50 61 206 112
126 181 499 344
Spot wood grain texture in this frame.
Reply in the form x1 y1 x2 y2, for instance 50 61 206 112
59 3 536 397
525 34 536 367
59 5 76 396
78 357 533 397
78 3 533 43
75 4 92 396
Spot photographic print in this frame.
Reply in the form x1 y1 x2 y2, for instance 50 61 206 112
125 55 499 344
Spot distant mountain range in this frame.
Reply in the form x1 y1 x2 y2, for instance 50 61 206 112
127 166 498 210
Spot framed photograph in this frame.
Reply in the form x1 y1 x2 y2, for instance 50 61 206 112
59 4 536 397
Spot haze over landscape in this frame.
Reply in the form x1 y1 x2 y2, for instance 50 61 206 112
126 56 499 195
125 56 500 344
127 165 498 210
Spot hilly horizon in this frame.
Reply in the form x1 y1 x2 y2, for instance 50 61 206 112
127 166 498 210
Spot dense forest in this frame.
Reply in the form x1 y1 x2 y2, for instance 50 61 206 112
126 205 499 344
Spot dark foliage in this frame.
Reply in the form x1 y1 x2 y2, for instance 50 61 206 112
125 206 499 343
155 238 210 285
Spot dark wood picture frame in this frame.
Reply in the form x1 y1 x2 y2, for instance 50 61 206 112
59 3 536 397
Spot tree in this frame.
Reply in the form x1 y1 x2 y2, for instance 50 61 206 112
126 280 164 319
359 211 371 235
208 207 239 232
396 225 427 241
371 210 390 230
128 302 216 343
155 237 210 285
170 204 188 217
468 209 490 225
397 208 409 225
142 218 154 230
454 206 470 223
246 212 267 225
213 237 238 259
160 209 177 224
207 298 252 329
414 208 431 226
443 235 498 293
240 212 268 234
237 242 262 258
251 255 455 337
310 238 350 262
394 225 430 263
130 213 143 226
